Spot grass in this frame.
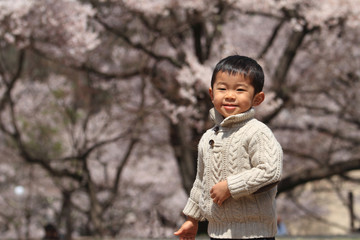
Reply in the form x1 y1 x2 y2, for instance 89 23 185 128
23 235 360 240
194 234 360 240
277 236 360 240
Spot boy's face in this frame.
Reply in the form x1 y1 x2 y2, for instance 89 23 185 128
209 71 264 118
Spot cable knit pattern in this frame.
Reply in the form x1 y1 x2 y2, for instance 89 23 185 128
182 108 283 239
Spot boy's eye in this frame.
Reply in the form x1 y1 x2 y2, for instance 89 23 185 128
217 88 226 90
237 89 245 92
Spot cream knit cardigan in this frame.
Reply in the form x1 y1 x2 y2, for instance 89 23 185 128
183 108 283 239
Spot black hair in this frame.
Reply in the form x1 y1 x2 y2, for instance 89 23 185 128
210 55 264 94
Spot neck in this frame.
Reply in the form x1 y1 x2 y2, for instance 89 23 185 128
210 108 255 127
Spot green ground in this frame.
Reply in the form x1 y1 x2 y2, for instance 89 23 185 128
26 236 360 240
277 237 360 240
95 236 360 240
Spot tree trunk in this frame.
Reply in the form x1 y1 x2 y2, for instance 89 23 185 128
170 118 200 194
61 191 73 240
349 191 355 232
84 164 104 236
191 19 204 64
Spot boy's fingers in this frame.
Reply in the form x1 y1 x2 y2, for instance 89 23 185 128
174 228 183 236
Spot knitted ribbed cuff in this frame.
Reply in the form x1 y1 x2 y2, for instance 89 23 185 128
227 175 249 199
182 198 203 221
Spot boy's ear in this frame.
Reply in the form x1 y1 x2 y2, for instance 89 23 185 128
209 88 214 101
253 92 265 106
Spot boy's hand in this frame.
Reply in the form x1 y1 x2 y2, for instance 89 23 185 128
210 180 231 206
174 217 198 240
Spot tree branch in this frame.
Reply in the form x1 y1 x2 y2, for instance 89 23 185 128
257 18 285 59
272 26 308 99
31 48 140 81
278 158 360 194
94 15 184 68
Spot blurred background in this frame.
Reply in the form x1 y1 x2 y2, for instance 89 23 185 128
0 0 359 239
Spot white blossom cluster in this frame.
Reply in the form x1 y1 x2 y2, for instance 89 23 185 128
161 52 212 126
0 0 35 48
161 99 195 124
176 52 212 103
233 0 360 30
122 0 208 16
0 0 100 62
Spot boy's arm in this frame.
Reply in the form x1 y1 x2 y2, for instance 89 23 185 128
254 181 279 194
174 216 198 240
227 128 283 199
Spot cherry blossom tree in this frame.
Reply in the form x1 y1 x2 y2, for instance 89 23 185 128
1 0 360 238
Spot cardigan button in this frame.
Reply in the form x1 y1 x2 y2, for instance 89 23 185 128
214 126 219 134
209 140 214 148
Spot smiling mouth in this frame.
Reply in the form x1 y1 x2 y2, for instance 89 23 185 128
223 104 237 109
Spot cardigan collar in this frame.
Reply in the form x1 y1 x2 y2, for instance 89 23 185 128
209 107 255 128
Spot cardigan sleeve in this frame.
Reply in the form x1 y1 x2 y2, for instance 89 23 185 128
182 138 206 221
227 125 283 199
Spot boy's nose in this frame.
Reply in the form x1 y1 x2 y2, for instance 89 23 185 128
225 91 235 99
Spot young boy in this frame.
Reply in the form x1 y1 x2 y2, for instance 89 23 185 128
174 55 283 240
